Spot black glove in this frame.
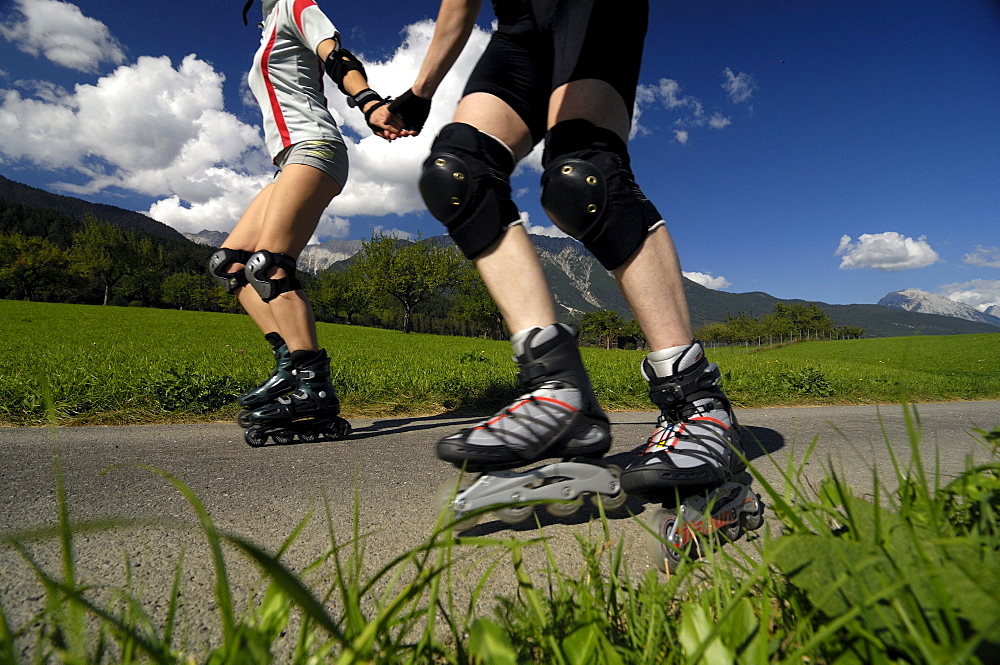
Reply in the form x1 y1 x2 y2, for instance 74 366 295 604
387 89 431 133
324 48 366 95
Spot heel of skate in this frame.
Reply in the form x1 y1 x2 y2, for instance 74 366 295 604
642 476 765 573
437 459 627 532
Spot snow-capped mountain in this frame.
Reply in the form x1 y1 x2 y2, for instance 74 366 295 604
877 289 1000 328
183 230 363 273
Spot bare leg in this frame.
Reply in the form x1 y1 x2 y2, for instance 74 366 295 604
453 93 557 333
548 79 694 349
221 163 341 352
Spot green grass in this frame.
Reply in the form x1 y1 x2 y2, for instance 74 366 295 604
1 299 999 426
2 411 998 663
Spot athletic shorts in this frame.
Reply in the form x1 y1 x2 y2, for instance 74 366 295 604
465 0 649 144
274 139 349 188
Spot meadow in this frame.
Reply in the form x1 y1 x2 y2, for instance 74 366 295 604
1 299 998 426
1 299 998 662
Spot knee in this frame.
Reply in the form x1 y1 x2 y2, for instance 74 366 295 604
419 122 522 260
540 119 663 270
208 248 252 293
244 250 301 303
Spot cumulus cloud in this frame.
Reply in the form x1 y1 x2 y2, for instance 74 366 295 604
836 232 942 271
683 271 731 290
0 0 125 73
372 225 412 240
0 53 269 233
319 20 493 219
963 245 1000 269
722 68 757 104
937 280 1000 312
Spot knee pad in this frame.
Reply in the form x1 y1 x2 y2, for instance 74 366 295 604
209 248 252 293
419 122 522 260
540 119 663 270
244 250 302 303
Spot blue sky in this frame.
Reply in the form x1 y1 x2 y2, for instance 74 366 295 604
0 0 997 310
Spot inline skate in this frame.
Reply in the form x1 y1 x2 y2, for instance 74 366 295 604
241 348 351 447
436 324 626 530
620 341 764 572
235 333 296 428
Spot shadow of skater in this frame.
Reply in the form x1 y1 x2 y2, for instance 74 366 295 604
348 414 484 441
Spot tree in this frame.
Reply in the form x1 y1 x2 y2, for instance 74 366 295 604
70 217 135 305
162 272 217 311
353 233 468 333
308 263 374 324
452 268 504 339
581 309 625 349
0 233 70 301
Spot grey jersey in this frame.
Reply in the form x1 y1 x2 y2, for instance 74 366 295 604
247 0 345 161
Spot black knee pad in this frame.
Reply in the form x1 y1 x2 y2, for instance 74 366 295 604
540 119 663 270
209 248 252 293
419 122 522 260
244 250 302 303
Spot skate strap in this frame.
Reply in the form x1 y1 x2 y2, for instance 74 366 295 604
648 361 723 412
478 394 576 458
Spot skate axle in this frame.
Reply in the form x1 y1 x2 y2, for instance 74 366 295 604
644 480 765 573
439 461 627 530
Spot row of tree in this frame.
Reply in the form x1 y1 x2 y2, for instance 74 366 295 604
577 303 864 349
1 205 863 345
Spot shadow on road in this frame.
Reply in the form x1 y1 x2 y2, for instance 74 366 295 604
348 414 484 441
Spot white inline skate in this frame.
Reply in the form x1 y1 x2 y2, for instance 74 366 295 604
436 324 627 530
620 341 764 572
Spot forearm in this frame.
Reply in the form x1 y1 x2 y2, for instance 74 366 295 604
412 0 483 99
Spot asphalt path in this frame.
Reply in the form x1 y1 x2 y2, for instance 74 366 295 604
2 401 998 653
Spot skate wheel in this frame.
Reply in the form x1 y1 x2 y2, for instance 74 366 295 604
545 497 583 518
273 432 295 445
332 420 352 440
718 520 742 543
643 507 690 574
244 426 267 448
300 431 319 443
591 464 628 512
436 476 480 532
235 409 254 428
497 504 534 525
741 496 765 531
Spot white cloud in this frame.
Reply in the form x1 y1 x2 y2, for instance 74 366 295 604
0 53 269 234
517 211 567 238
937 280 1000 311
371 225 412 240
963 245 1000 269
708 112 731 129
673 130 689 144
836 232 942 271
0 0 125 73
722 68 757 104
321 20 493 219
683 271 731 290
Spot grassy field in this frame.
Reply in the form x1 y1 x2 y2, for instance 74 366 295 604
1 299 999 426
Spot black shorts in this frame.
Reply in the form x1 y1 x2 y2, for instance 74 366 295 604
465 0 649 144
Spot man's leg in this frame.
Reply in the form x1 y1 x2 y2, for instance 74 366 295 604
423 92 611 470
545 79 742 497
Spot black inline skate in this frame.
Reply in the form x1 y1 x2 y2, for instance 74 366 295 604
235 333 295 428
620 341 764 572
241 348 351 447
436 324 626 530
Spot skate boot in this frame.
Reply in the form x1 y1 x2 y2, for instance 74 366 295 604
620 342 763 572
436 324 626 531
235 333 295 427
242 349 351 447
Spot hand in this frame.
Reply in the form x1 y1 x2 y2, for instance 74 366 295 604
362 100 405 141
387 89 431 134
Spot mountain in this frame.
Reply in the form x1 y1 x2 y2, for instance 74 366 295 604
987 305 1000 318
0 174 187 242
184 230 365 274
878 289 1000 328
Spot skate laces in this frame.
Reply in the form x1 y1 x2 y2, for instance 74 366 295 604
468 381 581 455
